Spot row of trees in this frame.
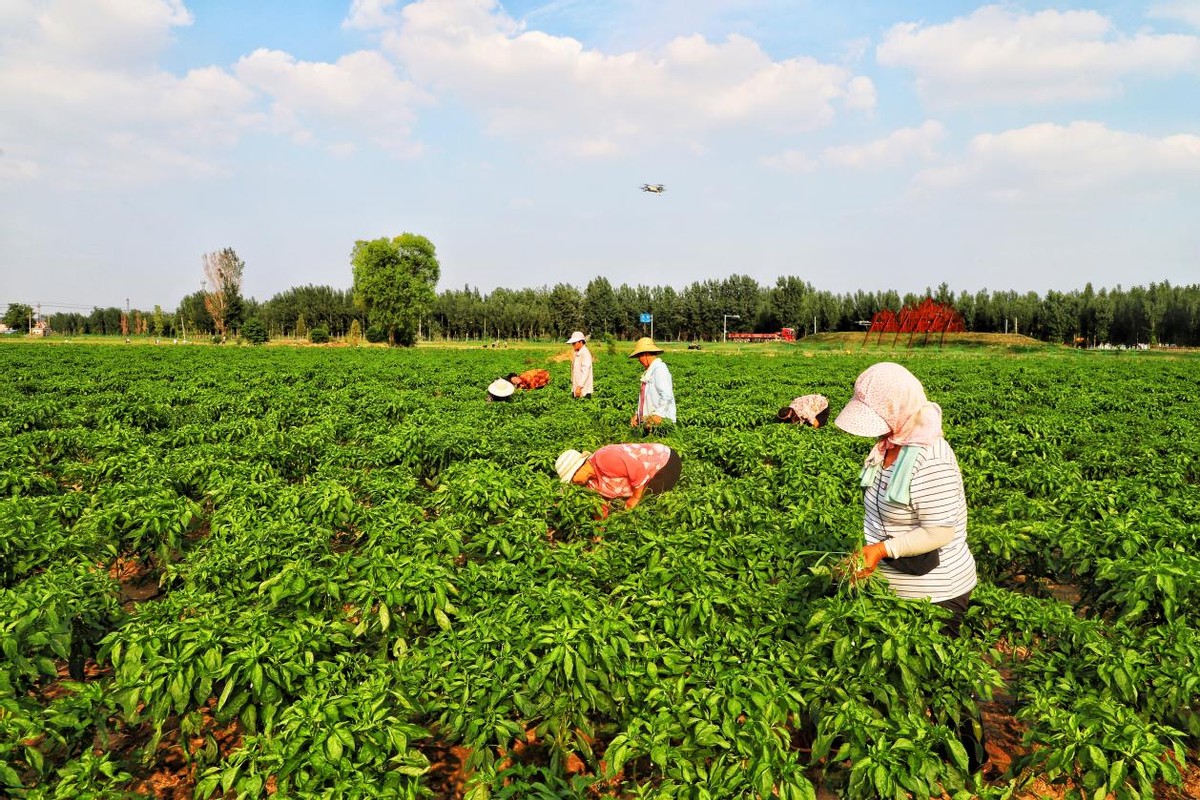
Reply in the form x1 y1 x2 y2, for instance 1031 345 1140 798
26 277 1199 347
429 277 1200 347
8 231 1198 346
26 235 441 347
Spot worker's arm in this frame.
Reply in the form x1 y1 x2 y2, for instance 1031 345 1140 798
883 526 955 557
853 526 953 579
624 485 647 510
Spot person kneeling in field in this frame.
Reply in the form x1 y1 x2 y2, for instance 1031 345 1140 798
556 443 682 515
777 394 830 427
508 369 550 390
487 378 515 402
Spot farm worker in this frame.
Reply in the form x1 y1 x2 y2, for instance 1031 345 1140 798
777 394 830 427
567 331 593 398
628 337 676 428
508 369 550 390
486 378 515 402
555 443 682 514
834 361 986 771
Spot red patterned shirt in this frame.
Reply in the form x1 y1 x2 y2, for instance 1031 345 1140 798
587 443 673 500
515 369 550 390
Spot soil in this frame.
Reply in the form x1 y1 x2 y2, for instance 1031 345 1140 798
109 554 162 607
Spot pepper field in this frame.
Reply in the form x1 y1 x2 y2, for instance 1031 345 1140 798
1 340 1198 799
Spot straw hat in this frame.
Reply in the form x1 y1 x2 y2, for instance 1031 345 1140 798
555 449 591 482
487 378 515 400
566 331 587 344
628 337 664 358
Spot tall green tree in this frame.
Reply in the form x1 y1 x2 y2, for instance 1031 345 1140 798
546 283 583 337
176 292 214 337
3 303 33 330
769 276 813 334
583 277 619 335
352 233 440 347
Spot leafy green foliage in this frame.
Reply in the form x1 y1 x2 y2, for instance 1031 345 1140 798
351 233 440 347
241 317 268 345
0 343 1196 798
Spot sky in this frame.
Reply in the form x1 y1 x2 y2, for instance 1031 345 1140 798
1 0 1199 314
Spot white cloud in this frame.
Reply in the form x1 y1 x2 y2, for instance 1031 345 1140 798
878 5 1200 105
0 150 41 183
916 121 1200 199
759 149 815 173
1150 2 1200 29
1 0 193 68
823 121 945 169
0 0 433 186
0 0 259 185
372 0 873 156
235 49 426 155
343 0 402 31
763 120 945 174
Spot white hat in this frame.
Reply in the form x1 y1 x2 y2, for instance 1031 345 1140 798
566 331 587 344
555 449 590 482
487 378 515 399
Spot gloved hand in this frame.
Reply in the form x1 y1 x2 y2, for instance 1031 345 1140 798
855 542 889 579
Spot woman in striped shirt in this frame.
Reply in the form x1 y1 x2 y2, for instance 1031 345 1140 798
833 362 978 635
834 361 986 773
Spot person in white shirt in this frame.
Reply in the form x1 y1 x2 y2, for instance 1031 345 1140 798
628 337 676 429
566 331 593 398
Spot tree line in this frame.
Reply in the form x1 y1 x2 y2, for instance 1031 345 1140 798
6 232 1197 347
433 278 1200 346
15 276 1198 347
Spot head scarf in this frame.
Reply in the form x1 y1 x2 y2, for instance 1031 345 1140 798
848 363 943 466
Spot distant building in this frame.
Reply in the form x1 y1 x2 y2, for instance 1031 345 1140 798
30 320 51 337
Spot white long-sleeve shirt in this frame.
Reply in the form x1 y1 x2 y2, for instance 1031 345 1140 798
572 345 593 396
637 357 676 422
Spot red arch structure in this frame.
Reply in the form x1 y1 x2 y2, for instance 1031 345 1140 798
864 298 965 347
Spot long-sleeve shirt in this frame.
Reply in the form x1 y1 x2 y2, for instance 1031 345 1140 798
572 345 593 396
587 443 673 499
637 358 676 423
862 438 977 602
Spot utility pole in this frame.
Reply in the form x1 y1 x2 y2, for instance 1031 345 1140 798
722 313 740 343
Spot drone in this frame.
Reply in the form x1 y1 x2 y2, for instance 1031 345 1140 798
640 183 665 194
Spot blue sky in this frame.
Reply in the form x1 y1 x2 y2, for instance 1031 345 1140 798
2 0 1198 314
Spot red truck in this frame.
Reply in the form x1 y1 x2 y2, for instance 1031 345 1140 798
727 328 796 342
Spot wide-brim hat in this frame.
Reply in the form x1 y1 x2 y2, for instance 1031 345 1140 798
834 365 904 437
487 378 515 399
555 449 591 482
566 331 587 344
628 337 664 358
834 398 889 437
